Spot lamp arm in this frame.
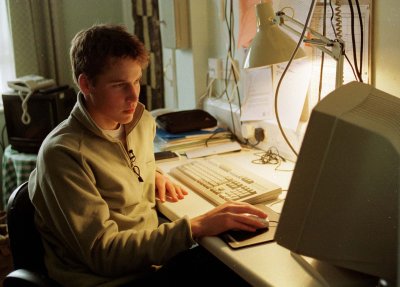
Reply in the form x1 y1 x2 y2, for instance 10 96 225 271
275 12 345 88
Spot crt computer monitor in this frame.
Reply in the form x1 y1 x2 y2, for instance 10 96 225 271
2 87 76 154
275 81 399 284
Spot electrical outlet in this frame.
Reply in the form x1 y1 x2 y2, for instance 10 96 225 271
241 123 255 139
254 127 265 142
208 58 223 79
208 58 240 81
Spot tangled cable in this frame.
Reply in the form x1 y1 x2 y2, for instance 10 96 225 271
252 147 285 165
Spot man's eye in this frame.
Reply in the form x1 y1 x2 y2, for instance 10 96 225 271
114 83 126 88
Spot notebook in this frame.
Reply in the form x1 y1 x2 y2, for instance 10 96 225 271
220 204 280 249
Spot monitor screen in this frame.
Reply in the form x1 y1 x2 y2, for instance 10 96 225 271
275 81 399 284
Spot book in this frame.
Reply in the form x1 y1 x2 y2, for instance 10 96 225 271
155 127 233 152
156 126 228 140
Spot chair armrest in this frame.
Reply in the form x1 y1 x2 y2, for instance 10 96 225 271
3 269 61 287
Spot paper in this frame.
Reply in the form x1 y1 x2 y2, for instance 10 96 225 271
185 141 242 159
273 59 311 130
241 68 275 122
241 59 311 131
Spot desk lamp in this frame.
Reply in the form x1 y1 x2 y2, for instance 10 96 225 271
244 0 344 88
243 0 306 69
243 0 345 156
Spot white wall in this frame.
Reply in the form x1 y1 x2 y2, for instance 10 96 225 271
160 0 400 162
0 1 131 203
162 0 245 110
165 0 400 111
162 0 212 110
373 0 400 97
61 0 127 88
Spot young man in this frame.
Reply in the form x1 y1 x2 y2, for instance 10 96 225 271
28 24 268 286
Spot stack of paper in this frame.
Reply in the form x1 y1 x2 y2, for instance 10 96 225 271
155 127 233 152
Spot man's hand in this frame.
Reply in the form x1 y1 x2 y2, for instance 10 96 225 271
155 172 188 202
190 202 269 238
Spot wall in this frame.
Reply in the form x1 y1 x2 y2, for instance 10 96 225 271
61 0 129 88
165 0 400 113
2 0 399 194
160 0 400 162
372 0 400 97
162 0 245 110
0 1 132 206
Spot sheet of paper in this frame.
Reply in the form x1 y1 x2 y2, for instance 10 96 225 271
241 68 275 122
241 59 311 131
273 59 311 130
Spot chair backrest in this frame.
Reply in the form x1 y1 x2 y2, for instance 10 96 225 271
6 182 47 274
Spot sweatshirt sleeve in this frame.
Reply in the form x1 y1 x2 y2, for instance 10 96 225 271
30 142 196 277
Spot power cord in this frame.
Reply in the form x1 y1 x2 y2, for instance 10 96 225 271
244 127 265 147
252 146 293 172
274 0 316 158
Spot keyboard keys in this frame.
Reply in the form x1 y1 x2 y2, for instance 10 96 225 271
169 159 282 206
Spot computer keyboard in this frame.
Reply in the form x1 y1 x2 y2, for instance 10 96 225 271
169 158 282 206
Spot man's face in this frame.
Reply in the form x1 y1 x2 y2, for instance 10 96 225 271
84 57 142 130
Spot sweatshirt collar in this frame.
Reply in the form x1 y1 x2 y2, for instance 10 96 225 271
71 92 145 137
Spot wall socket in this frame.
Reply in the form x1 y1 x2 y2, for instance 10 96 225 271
203 98 307 162
208 58 223 79
208 58 240 81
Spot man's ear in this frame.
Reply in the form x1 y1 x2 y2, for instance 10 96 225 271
78 74 91 96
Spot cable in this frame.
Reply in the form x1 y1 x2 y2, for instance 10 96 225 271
280 6 295 18
243 127 265 147
274 0 317 158
222 0 240 139
334 0 343 39
251 146 293 172
204 1 242 145
252 147 286 165
198 76 216 107
318 0 328 102
347 0 362 82
204 129 235 147
354 0 364 82
328 1 359 81
18 91 34 125
223 0 235 135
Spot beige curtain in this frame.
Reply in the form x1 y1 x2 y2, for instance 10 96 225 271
7 0 69 86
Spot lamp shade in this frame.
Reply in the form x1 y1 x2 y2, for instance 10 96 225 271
243 2 306 69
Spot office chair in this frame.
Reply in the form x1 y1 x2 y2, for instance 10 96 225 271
4 182 61 287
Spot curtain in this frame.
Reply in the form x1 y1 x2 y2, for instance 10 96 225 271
0 1 15 94
132 0 164 110
7 0 69 86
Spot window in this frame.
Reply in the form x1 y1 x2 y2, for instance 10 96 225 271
0 1 16 104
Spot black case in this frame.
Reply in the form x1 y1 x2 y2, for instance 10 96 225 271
2 87 76 153
156 109 217 133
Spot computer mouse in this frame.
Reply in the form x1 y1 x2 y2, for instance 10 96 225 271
244 213 269 228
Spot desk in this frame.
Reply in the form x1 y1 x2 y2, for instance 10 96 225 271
2 146 37 208
156 149 378 287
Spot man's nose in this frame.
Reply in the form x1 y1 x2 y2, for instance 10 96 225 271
127 85 139 101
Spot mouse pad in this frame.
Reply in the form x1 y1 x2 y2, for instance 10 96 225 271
220 204 280 249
